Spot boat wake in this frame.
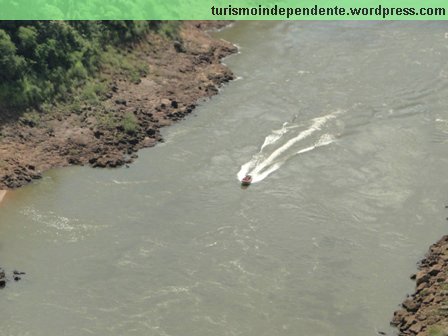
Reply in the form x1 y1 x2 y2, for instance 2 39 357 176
237 111 343 183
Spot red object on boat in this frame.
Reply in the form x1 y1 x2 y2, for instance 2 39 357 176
241 175 252 186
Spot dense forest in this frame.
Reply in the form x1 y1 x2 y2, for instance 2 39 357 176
0 21 177 109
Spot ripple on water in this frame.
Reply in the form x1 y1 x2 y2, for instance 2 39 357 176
20 206 106 243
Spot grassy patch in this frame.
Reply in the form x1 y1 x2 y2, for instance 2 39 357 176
19 111 41 127
122 112 138 134
80 81 107 106
98 113 119 131
158 21 181 40
429 325 448 336
100 46 148 85
421 288 430 296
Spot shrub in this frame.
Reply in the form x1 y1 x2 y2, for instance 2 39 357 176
122 112 138 134
19 111 41 127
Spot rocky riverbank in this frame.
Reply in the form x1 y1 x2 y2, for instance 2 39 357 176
391 235 448 336
0 21 236 190
0 268 25 288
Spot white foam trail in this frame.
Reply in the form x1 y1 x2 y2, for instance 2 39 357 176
238 111 340 183
296 134 335 155
112 180 150 185
260 122 302 150
260 122 288 150
253 115 334 173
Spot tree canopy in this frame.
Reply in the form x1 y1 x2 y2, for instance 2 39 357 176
0 21 162 109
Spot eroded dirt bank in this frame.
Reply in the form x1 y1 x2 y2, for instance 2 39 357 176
392 236 448 336
0 21 237 190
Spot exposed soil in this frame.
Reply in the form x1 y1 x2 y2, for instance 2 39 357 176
0 21 237 189
391 236 448 336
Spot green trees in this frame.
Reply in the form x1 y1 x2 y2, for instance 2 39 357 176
0 29 25 81
0 21 158 109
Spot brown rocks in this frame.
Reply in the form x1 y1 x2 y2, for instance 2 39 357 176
392 235 448 335
0 164 42 189
392 309 405 325
0 269 26 288
141 137 156 148
115 98 127 105
0 268 5 288
403 298 420 312
416 313 427 321
408 322 423 334
173 40 186 53
91 154 125 168
428 264 442 276
422 294 434 304
416 271 430 286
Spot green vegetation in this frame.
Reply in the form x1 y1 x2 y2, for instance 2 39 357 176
80 81 108 106
19 110 41 127
429 325 448 336
0 21 174 110
420 288 430 296
158 21 181 39
98 112 120 130
122 112 138 134
100 45 149 84
97 111 138 136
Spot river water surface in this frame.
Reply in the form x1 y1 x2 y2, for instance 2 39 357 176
2 21 448 336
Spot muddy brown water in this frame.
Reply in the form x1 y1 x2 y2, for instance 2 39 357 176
2 21 448 335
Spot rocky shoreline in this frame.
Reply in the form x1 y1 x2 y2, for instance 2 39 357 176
0 21 237 190
0 268 25 288
391 236 448 336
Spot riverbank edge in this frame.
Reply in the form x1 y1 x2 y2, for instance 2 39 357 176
0 21 237 191
391 235 448 336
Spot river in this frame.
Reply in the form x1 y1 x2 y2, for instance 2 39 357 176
1 21 448 336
